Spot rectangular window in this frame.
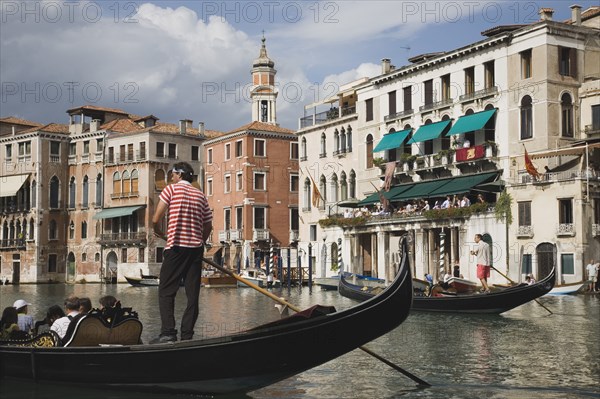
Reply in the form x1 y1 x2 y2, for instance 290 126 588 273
18 141 31 156
521 49 532 79
254 207 266 229
464 66 475 95
68 143 76 156
424 79 433 105
594 199 600 224
83 140 90 154
388 90 396 116
235 140 243 157
403 86 412 111
50 141 61 156
121 248 128 263
120 145 126 162
224 208 231 230
518 202 531 226
96 138 104 152
591 104 600 131
290 142 299 160
207 148 213 164
290 207 299 231
156 142 165 157
138 248 145 263
441 74 451 100
561 254 574 275
225 143 231 160
290 174 299 192
521 254 532 275
484 60 495 88
224 174 231 193
235 206 243 229
139 142 146 159
5 144 12 159
365 98 373 121
309 224 317 241
559 47 577 77
254 172 266 191
108 147 114 163
127 144 134 161
236 172 243 191
559 198 573 224
254 139 266 156
191 145 199 161
156 247 164 263
206 178 213 196
48 254 57 273
168 143 176 159
81 222 87 239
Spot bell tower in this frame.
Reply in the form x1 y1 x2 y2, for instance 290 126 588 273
250 35 278 124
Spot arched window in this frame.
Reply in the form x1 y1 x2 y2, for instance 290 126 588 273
484 104 496 142
29 218 34 240
403 124 412 155
320 133 326 157
82 175 89 208
366 134 374 168
31 180 36 208
49 176 59 209
301 137 307 159
155 169 166 191
340 171 348 201
319 175 327 208
49 220 57 240
520 95 533 140
561 93 573 138
330 173 338 204
122 170 131 194
95 252 100 262
340 127 346 152
334 129 340 153
304 178 311 210
349 170 356 199
96 174 103 207
2 222 7 241
113 171 121 195
131 169 139 194
69 177 76 209
81 221 87 239
346 125 353 152
441 114 451 150
69 221 75 239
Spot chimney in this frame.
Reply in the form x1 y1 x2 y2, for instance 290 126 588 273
198 122 205 135
381 58 391 74
90 119 101 132
570 4 581 26
178 120 187 135
538 8 554 21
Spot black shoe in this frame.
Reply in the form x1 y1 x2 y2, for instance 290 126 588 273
150 335 177 344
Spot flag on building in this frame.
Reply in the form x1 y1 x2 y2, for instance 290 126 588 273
524 146 540 179
384 161 396 192
306 169 323 208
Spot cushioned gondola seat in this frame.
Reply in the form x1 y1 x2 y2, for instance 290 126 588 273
64 316 143 347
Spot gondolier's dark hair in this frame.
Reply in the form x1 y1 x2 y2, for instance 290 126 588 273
172 162 194 183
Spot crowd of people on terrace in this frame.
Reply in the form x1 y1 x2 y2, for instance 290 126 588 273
343 193 487 219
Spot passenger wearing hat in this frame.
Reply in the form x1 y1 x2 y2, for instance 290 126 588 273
13 299 34 334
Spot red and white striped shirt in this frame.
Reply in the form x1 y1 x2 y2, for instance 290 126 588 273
159 181 212 249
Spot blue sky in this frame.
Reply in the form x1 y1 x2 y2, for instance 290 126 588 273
1 1 597 132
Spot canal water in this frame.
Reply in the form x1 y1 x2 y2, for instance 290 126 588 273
0 283 598 399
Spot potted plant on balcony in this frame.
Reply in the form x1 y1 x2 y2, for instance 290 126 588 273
373 156 386 172
434 149 454 165
400 153 416 172
413 156 425 169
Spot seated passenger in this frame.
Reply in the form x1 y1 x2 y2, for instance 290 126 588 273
34 305 65 336
1 306 28 340
50 296 80 340
61 297 93 345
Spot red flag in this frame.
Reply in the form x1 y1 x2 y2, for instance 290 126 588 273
524 146 540 179
306 169 323 208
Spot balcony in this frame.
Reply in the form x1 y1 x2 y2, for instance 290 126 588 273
68 155 77 165
557 223 575 237
218 230 229 242
419 98 453 113
110 191 139 199
99 231 146 245
517 225 534 238
289 230 299 242
253 229 270 241
81 154 90 164
300 105 356 129
94 151 103 162
0 239 26 250
459 86 498 103
229 229 243 241
384 109 413 123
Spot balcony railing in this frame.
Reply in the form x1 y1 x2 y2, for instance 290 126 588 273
253 229 270 241
0 239 26 249
557 223 575 237
68 155 77 165
384 109 413 122
229 229 242 241
517 225 534 238
218 230 229 242
110 191 139 199
419 98 453 113
300 105 356 128
459 86 498 103
99 231 146 243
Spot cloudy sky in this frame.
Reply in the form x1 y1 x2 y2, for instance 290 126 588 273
1 0 596 132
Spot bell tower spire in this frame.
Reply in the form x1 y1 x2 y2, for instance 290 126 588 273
250 34 278 124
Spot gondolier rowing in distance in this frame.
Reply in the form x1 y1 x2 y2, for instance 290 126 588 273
152 162 212 343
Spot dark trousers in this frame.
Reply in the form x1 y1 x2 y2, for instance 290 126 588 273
158 246 204 340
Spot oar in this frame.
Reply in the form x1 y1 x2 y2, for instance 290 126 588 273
491 266 552 315
202 256 431 387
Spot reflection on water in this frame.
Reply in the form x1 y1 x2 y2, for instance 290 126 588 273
1 284 598 399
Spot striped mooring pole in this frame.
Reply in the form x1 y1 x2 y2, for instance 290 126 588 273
337 238 343 273
439 231 446 280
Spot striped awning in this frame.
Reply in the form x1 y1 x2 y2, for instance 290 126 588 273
0 174 30 197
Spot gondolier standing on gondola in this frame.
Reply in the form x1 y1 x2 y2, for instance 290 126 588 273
152 162 212 343
471 234 491 294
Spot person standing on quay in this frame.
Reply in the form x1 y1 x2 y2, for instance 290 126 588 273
585 260 597 293
471 234 491 293
151 162 212 343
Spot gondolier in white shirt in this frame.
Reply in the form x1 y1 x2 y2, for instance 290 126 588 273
470 234 491 294
152 162 212 343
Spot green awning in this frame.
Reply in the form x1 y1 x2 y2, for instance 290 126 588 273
447 108 497 136
474 180 505 193
358 184 415 206
392 179 452 201
407 120 452 144
373 129 411 152
428 172 499 196
93 205 145 220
